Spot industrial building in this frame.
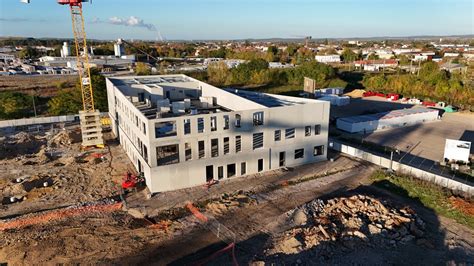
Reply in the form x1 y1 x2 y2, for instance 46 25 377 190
336 108 439 133
106 74 330 193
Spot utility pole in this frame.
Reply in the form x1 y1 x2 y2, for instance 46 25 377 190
32 89 37 118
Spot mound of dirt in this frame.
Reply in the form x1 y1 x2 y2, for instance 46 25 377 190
0 132 46 159
49 130 80 148
266 195 426 257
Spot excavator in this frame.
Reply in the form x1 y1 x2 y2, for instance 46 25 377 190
22 0 104 148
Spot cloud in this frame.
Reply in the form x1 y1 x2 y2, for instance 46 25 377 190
92 16 156 31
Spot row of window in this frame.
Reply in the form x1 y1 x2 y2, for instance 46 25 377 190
274 125 321 142
294 145 325 159
155 111 265 138
207 159 264 181
115 96 147 136
156 138 324 167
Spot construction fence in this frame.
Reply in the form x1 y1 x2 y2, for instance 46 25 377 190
329 139 474 197
0 113 110 133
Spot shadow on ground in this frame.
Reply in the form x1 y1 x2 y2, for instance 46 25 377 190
133 180 473 265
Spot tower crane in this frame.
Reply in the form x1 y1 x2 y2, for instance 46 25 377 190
22 0 104 148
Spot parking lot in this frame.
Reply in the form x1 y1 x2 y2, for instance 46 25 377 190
331 96 474 163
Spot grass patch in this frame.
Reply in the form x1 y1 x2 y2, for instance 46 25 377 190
370 170 474 229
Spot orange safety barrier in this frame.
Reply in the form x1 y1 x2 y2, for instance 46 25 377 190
186 202 208 222
0 202 122 231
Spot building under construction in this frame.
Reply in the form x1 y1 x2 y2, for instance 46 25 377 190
106 74 330 193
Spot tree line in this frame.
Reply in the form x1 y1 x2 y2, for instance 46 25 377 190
362 61 473 110
203 58 347 88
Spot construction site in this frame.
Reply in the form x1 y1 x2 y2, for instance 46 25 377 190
1 0 473 264
0 122 473 264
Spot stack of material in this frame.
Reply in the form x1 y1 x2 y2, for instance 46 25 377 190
266 195 426 256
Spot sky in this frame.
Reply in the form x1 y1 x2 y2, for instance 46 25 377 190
0 0 473 40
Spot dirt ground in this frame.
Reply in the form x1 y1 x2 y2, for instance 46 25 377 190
1 159 473 265
1 126 473 265
0 128 133 218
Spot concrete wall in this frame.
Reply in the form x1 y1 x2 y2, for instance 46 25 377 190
0 115 78 129
330 139 474 196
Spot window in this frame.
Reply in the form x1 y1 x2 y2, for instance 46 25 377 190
258 159 264 172
185 143 192 161
253 112 264 126
274 130 281 141
197 118 204 133
224 137 230 155
314 145 324 156
198 141 205 159
235 114 241 128
211 138 219 157
241 162 246 175
155 121 177 138
184 119 191 135
314 125 321 135
143 145 148 163
227 164 236 178
285 128 295 139
143 122 146 136
295 148 304 159
305 126 311 136
218 166 224 179
253 133 264 150
235 136 241 152
156 144 179 166
210 116 217 131
223 115 229 130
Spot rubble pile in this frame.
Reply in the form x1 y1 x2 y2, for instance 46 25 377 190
205 190 257 215
267 195 427 257
48 130 78 148
0 132 46 159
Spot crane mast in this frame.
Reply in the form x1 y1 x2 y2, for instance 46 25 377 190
66 2 104 148
22 0 104 148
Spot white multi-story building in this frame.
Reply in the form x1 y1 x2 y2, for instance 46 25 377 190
315 55 341 63
106 74 330 193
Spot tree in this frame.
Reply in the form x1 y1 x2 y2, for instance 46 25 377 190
135 62 152 76
0 92 33 119
341 48 358 62
18 46 39 59
286 44 299 57
207 61 229 86
48 69 108 115
367 53 379 60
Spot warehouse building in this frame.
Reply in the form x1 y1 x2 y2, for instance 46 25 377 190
106 74 330 193
336 108 439 133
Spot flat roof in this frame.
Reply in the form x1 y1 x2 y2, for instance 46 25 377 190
110 75 194 86
338 108 438 124
224 88 318 108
